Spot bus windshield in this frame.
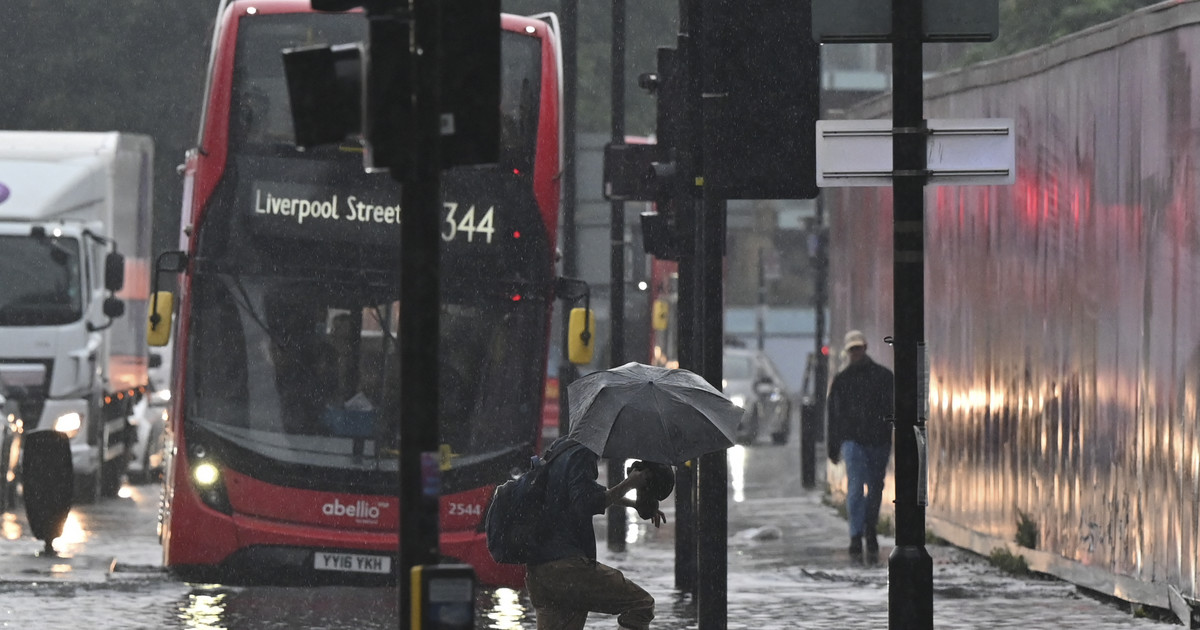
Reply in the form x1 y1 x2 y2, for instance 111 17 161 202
0 235 82 326
187 269 547 475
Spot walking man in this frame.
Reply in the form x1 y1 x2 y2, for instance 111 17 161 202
827 329 894 559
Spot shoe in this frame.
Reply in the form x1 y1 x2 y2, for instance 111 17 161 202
849 536 863 558
865 526 879 554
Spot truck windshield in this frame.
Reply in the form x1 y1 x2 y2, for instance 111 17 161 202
0 235 82 326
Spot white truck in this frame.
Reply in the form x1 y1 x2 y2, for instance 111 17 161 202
0 131 154 502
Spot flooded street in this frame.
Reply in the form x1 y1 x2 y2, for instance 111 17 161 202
0 439 1174 629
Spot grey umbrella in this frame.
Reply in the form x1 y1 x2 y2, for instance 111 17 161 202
566 362 742 465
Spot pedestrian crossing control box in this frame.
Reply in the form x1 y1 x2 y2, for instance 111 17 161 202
411 564 476 630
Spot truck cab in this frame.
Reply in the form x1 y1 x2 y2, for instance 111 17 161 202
0 132 154 501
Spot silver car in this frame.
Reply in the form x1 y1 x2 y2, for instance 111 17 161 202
723 347 792 445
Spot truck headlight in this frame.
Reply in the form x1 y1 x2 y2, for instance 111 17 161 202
54 412 83 438
730 394 746 409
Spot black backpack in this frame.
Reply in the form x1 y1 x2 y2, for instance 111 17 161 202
484 441 578 565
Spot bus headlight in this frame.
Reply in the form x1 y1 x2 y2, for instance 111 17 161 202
189 453 231 513
54 412 83 438
193 462 220 487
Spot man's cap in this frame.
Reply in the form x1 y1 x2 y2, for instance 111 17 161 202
844 330 867 350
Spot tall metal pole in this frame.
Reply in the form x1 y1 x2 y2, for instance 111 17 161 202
813 195 828 422
812 194 828 475
557 0 579 437
756 248 766 351
606 0 629 553
674 196 698 594
398 0 442 627
672 0 699 595
690 0 726 621
695 193 727 630
888 0 933 627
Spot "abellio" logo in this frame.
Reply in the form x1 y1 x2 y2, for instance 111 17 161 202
322 498 382 519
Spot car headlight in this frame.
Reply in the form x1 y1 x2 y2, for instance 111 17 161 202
54 412 83 438
730 394 746 409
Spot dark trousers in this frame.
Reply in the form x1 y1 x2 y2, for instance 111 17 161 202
526 556 655 630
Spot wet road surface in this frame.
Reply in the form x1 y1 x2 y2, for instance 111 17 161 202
0 443 1176 629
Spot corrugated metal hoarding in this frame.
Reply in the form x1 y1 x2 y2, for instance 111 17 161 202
827 0 1200 614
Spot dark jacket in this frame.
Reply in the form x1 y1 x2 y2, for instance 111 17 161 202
524 438 606 566
827 356 894 459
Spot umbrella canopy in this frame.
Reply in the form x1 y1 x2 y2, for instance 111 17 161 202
566 362 742 465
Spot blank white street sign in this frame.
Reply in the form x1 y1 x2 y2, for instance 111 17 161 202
815 118 1015 187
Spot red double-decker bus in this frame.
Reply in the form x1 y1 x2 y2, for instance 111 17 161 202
149 0 565 587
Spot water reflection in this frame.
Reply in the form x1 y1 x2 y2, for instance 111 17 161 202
728 445 746 503
179 588 229 629
483 586 527 629
2 511 20 540
174 585 401 629
56 510 89 549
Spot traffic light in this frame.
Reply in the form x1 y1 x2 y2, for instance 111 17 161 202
700 0 820 200
438 0 500 168
361 13 412 172
640 46 688 261
603 46 688 261
282 43 363 149
281 0 499 172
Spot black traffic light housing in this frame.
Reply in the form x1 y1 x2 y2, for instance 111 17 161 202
282 43 363 149
603 46 687 261
281 0 500 172
700 0 820 200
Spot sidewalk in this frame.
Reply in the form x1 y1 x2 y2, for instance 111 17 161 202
593 488 1171 629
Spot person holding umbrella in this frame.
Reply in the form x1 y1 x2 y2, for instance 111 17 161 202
525 362 742 629
523 436 669 630
827 329 894 561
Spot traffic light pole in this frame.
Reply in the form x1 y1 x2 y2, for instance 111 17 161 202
672 0 700 596
397 0 442 627
888 0 933 627
607 0 629 553
558 0 579 437
695 192 728 630
810 195 828 488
